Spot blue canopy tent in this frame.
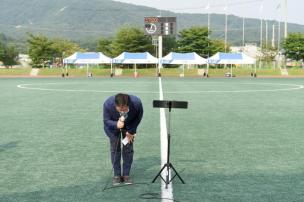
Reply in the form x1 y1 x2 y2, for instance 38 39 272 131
113 52 158 76
208 52 256 77
161 52 207 76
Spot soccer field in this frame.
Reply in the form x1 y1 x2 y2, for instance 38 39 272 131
1 77 304 201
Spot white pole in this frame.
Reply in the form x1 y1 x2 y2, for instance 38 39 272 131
86 64 89 76
230 64 232 78
265 20 268 49
284 0 288 38
158 35 163 75
260 18 263 69
110 60 113 76
259 1 263 70
224 1 228 70
260 2 263 50
225 7 228 53
278 21 281 51
260 18 263 51
207 3 210 75
134 63 137 77
242 17 245 48
283 0 288 69
272 24 275 48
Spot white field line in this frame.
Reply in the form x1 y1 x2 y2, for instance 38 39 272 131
158 77 174 202
17 82 304 94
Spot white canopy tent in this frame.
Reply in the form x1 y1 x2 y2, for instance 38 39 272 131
63 52 112 76
208 52 255 65
113 52 158 76
161 52 207 76
161 52 207 65
208 52 256 77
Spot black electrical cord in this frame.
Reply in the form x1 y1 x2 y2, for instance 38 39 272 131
139 193 180 202
102 130 122 191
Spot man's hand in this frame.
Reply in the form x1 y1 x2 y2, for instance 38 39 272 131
126 132 135 143
117 116 125 129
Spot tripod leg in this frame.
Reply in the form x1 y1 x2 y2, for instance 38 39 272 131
169 163 185 184
152 164 167 183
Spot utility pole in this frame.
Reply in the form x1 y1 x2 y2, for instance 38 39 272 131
272 24 275 48
265 20 268 49
242 17 245 48
224 1 228 53
259 2 263 69
284 0 288 38
206 2 210 76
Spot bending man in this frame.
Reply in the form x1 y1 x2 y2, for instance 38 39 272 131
103 93 143 185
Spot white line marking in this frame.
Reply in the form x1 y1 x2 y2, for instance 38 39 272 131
159 77 174 202
17 82 304 94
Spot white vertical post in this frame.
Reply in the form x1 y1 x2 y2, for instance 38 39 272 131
134 63 137 77
207 3 210 76
242 17 245 48
224 8 228 53
259 18 263 69
259 1 263 70
158 35 163 75
272 24 275 48
260 18 263 51
86 64 89 76
110 60 113 75
284 0 288 38
278 21 281 51
265 20 268 49
230 64 232 78
224 1 228 70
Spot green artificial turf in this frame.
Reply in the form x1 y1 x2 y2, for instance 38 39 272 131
1 77 304 201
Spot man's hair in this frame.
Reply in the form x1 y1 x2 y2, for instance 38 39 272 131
115 93 130 106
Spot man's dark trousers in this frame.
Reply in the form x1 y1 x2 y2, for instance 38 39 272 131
109 130 133 176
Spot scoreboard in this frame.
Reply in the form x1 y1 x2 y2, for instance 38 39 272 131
144 17 176 36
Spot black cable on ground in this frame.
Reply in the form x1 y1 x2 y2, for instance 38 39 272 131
102 182 150 191
102 130 122 191
139 192 180 202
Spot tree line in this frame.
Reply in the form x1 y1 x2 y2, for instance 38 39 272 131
27 26 227 68
0 35 18 67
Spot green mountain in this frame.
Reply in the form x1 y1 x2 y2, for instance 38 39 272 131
0 0 304 47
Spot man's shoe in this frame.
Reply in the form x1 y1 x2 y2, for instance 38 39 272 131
112 176 121 186
123 176 133 185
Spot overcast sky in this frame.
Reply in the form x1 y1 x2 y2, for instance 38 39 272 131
114 0 303 25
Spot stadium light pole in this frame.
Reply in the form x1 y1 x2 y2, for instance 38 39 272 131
259 2 263 69
206 2 210 76
283 0 288 69
224 1 228 53
265 20 268 50
272 23 276 69
275 2 283 69
242 17 245 49
272 24 275 48
284 0 288 38
278 21 281 51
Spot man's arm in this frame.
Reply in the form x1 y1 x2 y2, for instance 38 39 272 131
103 102 117 130
126 101 143 135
